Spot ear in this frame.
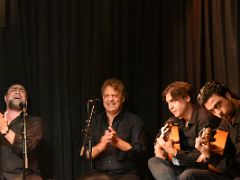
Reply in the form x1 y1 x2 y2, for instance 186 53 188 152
4 95 6 103
185 95 191 103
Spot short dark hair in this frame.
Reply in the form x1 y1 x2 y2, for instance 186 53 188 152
6 83 27 94
3 81 27 95
162 81 193 102
101 78 126 98
197 80 237 106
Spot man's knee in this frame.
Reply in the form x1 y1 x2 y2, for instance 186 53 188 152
148 157 160 172
179 169 200 180
179 169 192 180
148 157 164 175
148 157 162 166
148 157 155 167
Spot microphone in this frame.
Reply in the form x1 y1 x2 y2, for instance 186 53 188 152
88 98 101 103
19 101 27 111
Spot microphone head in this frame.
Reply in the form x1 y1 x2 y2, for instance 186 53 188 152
88 98 101 103
19 101 27 108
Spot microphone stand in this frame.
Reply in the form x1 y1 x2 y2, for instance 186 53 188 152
22 105 28 180
80 101 97 175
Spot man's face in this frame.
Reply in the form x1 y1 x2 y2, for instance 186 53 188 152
5 84 27 110
102 86 124 115
165 92 189 119
204 93 236 121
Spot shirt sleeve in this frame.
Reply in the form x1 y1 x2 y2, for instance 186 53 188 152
174 107 217 167
116 118 147 163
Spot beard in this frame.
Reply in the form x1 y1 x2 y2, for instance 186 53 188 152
8 100 22 111
221 107 236 122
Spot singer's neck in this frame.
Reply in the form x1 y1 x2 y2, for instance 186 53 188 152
5 109 22 124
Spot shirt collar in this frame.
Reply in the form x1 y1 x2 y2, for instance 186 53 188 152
186 105 198 126
103 110 124 124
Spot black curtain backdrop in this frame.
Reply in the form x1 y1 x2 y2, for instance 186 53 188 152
0 0 239 179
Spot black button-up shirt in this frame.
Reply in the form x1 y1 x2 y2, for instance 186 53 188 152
0 114 43 174
83 110 146 175
209 106 240 178
157 105 221 167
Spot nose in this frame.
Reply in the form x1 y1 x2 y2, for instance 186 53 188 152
214 109 222 118
109 95 114 101
168 103 173 110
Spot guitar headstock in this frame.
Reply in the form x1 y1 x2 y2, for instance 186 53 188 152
155 119 172 143
162 119 174 141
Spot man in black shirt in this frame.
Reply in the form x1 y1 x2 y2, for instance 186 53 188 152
148 81 220 180
179 80 240 180
80 78 146 180
0 83 43 180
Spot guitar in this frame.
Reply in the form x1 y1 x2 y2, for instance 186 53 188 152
198 127 228 155
155 119 180 160
198 126 229 172
210 129 228 155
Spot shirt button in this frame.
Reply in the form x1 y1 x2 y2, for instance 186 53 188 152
108 160 111 163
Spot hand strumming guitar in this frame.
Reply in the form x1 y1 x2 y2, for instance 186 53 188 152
195 127 212 162
195 126 230 173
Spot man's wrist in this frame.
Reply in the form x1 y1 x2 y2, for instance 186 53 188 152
1 126 10 136
168 148 177 156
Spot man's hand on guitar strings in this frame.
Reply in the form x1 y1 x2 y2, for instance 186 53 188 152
156 136 175 155
195 136 211 160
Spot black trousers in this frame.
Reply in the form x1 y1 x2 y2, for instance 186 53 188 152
178 169 231 180
76 172 141 180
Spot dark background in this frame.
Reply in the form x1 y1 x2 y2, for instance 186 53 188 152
0 0 239 179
